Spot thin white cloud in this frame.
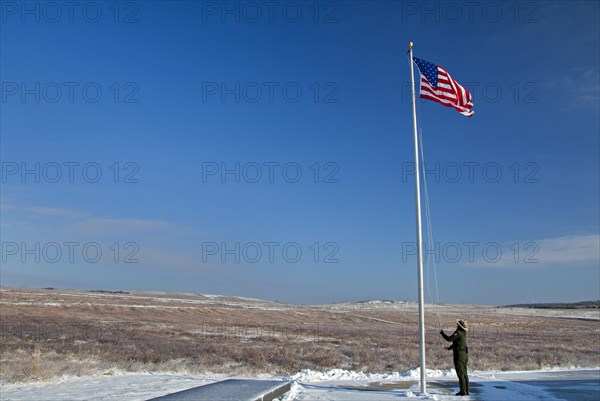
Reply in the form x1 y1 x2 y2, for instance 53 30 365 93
0 196 17 213
463 234 600 268
137 247 202 271
30 207 89 219
542 67 599 112
0 202 89 219
535 234 600 265
68 218 175 236
560 67 600 110
137 247 256 273
2 201 200 238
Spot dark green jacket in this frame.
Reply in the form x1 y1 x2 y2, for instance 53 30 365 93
441 329 468 361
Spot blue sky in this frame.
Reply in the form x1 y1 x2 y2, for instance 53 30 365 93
1 1 598 305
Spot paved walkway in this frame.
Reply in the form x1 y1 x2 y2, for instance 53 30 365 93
146 379 291 401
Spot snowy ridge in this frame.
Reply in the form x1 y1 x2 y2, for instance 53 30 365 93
290 367 455 382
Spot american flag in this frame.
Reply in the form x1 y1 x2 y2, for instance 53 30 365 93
413 57 474 117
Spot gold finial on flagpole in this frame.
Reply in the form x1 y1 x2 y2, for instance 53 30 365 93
409 42 414 49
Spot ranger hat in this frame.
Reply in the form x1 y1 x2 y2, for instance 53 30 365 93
457 320 468 331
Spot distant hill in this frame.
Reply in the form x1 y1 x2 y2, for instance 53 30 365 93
501 301 600 309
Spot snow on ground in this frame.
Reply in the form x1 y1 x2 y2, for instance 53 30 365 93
279 368 599 401
0 371 217 401
492 307 600 321
289 367 456 382
1 368 598 401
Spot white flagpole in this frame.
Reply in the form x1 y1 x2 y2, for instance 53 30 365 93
407 41 427 395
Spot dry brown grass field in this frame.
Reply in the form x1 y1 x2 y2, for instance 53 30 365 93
1 287 598 383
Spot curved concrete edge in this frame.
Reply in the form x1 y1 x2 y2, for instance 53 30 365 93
254 381 291 401
145 379 291 401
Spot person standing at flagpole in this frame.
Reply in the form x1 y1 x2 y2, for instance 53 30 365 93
407 43 474 395
441 320 470 396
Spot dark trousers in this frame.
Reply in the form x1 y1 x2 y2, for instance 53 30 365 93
454 358 469 394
